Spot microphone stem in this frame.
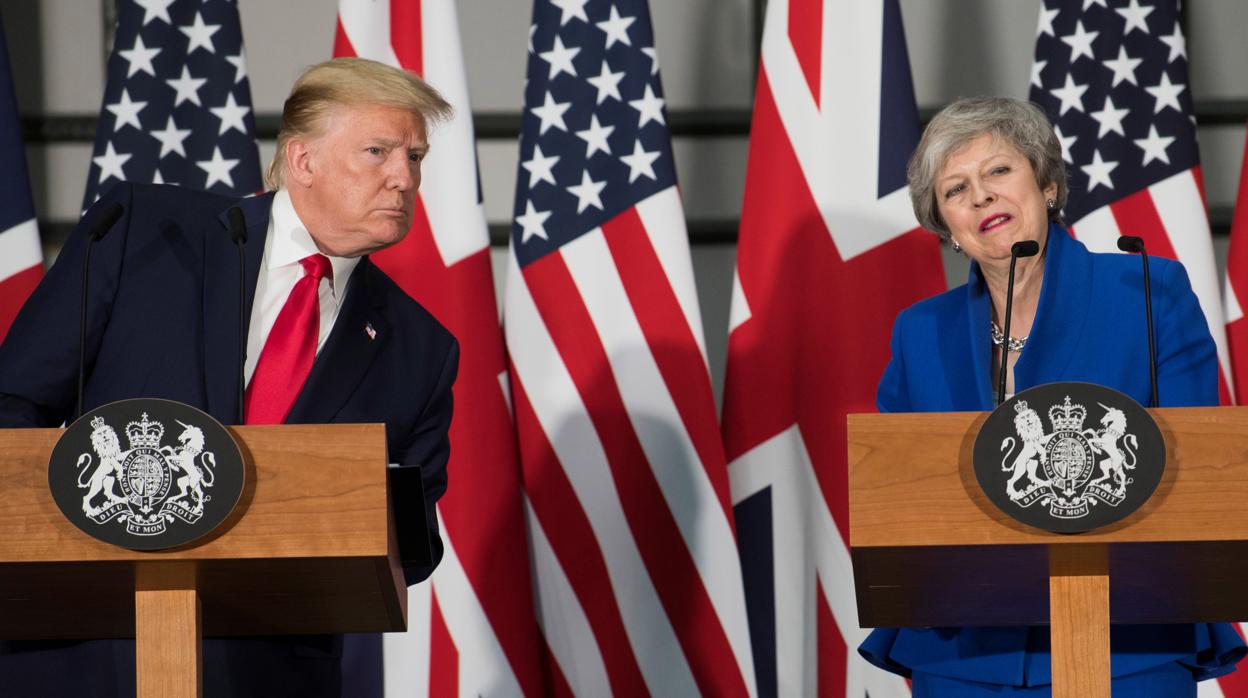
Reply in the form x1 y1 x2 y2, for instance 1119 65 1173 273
237 241 246 422
1141 250 1158 408
998 252 1020 407
77 240 94 422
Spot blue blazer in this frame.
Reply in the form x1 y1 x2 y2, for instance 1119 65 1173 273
860 224 1244 687
0 183 458 697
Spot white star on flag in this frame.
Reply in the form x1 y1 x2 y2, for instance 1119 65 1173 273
539 36 581 79
1159 23 1187 62
1102 46 1141 87
531 91 571 134
165 66 206 106
1133 125 1175 166
196 146 239 189
521 144 560 188
1080 149 1118 191
1051 74 1089 115
619 140 660 183
596 6 635 48
565 169 606 212
1090 95 1129 137
516 200 552 242
1115 0 1154 35
106 89 147 132
134 0 175 26
1054 124 1077 164
209 92 251 135
149 115 192 158
587 60 625 104
118 35 161 78
1031 59 1047 88
93 142 131 183
1144 72 1185 114
178 11 221 54
225 52 247 84
575 114 614 158
549 0 590 26
628 84 665 127
1060 20 1099 63
1037 6 1059 36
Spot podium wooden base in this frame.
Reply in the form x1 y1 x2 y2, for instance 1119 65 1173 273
136 563 201 698
1049 546 1109 698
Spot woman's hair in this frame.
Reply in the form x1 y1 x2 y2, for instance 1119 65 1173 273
907 96 1067 241
265 58 453 190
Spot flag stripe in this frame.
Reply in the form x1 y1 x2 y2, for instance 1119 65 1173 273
389 0 422 72
511 368 649 697
429 593 458 698
568 222 756 679
634 187 710 362
1107 188 1179 260
506 251 695 696
0 220 42 280
520 244 741 696
522 493 615 698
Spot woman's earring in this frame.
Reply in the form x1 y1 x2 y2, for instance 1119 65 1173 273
1046 198 1057 210
950 239 961 253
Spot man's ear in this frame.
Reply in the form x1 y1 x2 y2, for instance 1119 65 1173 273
285 137 315 188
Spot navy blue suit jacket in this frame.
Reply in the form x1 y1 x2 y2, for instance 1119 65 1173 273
860 224 1245 688
0 183 458 696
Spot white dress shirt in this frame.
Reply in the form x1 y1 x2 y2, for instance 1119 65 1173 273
243 189 361 387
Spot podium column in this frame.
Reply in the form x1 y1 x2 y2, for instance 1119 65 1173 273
135 562 201 698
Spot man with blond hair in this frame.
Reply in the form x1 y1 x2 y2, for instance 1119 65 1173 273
0 57 457 697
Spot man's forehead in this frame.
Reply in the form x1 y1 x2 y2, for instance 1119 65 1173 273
318 102 427 139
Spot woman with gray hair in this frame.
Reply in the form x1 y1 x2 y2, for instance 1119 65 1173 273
857 97 1246 695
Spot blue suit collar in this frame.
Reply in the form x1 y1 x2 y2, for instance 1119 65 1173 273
964 223 1092 409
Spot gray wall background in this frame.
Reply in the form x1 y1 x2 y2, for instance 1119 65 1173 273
6 0 1248 400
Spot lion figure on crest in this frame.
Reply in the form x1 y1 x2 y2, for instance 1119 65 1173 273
1085 404 1138 496
1000 401 1052 500
77 417 127 516
161 421 216 514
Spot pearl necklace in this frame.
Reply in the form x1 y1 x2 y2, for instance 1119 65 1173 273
990 322 1027 353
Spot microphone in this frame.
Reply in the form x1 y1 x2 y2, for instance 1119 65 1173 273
997 239 1041 406
226 207 248 422
1117 235 1158 408
76 202 125 421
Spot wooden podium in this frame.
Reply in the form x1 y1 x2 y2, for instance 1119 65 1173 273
0 423 407 698
848 406 1248 698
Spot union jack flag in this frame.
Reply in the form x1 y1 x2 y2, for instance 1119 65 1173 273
1029 0 1232 402
723 0 944 695
332 1 546 695
504 0 756 694
82 0 262 207
0 13 42 344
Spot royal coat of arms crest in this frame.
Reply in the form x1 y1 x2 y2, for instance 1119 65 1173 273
999 396 1140 520
75 412 219 536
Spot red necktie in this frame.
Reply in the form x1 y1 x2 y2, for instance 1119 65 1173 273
244 254 332 425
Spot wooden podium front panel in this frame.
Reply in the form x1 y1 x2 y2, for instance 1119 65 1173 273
0 424 405 639
848 407 1248 627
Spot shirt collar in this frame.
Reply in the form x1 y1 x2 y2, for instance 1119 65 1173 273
269 189 360 300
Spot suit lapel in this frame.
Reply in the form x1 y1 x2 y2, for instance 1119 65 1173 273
203 193 272 424
963 263 995 410
286 257 389 424
1014 224 1093 393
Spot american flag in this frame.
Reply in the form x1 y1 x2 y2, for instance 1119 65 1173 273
332 1 546 696
1029 0 1232 403
722 0 943 695
82 0 262 208
0 13 42 344
504 0 756 694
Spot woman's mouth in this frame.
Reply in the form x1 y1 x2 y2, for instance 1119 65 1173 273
980 214 1013 232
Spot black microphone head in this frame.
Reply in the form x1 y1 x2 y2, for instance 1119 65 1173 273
88 201 124 242
226 207 248 245
1117 235 1145 253
1011 240 1040 257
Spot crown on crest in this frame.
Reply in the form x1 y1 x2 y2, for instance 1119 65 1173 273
1014 400 1030 414
1048 396 1086 432
90 416 106 431
125 413 164 449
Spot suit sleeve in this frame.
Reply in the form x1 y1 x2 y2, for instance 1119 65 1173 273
876 311 912 414
1154 259 1218 408
0 185 132 427
393 336 459 585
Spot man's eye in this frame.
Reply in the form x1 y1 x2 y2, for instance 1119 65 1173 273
409 152 425 163
367 147 384 156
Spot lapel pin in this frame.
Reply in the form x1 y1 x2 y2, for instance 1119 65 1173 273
365 322 377 340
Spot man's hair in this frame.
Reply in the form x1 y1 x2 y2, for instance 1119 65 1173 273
265 58 453 190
